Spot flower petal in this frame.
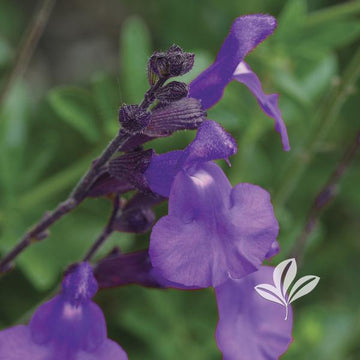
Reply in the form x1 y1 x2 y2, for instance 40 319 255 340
227 183 279 277
189 15 277 109
150 163 231 287
0 325 50 360
233 61 290 151
29 296 107 353
215 267 293 360
144 120 237 197
144 150 183 197
184 120 237 166
150 163 277 287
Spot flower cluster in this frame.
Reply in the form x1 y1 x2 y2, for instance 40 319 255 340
0 14 293 360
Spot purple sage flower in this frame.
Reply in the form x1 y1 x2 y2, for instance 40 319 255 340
145 120 279 287
215 266 293 360
0 262 128 360
189 14 290 151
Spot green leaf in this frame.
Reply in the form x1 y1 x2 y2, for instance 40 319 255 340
48 86 100 143
301 54 337 98
275 0 307 43
0 36 13 68
91 72 121 137
0 81 30 193
120 16 151 103
302 21 360 53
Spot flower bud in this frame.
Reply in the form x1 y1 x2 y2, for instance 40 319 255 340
147 52 169 82
109 149 154 191
119 104 151 134
166 44 194 76
156 81 188 103
147 44 194 81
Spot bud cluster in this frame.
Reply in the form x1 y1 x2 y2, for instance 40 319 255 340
148 44 194 84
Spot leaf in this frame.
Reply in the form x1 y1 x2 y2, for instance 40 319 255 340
289 275 320 304
120 16 151 103
273 258 297 296
254 284 286 306
91 72 121 137
276 0 307 42
48 86 100 143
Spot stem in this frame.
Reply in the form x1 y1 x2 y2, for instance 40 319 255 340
83 195 121 262
274 46 360 208
140 76 168 109
0 132 130 274
0 71 166 274
0 0 56 108
291 130 360 262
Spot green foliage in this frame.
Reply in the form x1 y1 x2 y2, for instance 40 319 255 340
48 87 100 143
120 16 151 103
1 0 360 359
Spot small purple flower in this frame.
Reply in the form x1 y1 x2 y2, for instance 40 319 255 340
145 120 279 287
0 262 128 360
189 14 290 151
215 266 293 360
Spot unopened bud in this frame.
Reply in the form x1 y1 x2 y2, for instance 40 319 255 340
148 52 169 82
166 45 194 76
119 104 151 134
156 81 188 103
147 44 194 81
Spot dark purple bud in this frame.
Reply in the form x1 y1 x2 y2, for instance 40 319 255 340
119 104 151 134
94 250 163 288
113 192 164 233
147 45 194 80
156 81 188 103
87 172 134 197
114 207 155 233
94 248 199 290
148 52 169 81
109 149 153 191
166 44 194 76
145 97 205 137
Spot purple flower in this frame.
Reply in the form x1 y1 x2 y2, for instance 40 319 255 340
145 120 279 287
189 14 290 151
0 262 128 360
215 266 293 360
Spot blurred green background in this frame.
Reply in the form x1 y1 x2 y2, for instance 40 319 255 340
0 0 360 359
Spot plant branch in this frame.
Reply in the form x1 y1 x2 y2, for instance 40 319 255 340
83 195 121 262
0 131 130 274
274 46 360 208
0 0 56 108
291 130 360 261
0 68 168 274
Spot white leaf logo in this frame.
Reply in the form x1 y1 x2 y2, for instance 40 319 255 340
254 258 320 320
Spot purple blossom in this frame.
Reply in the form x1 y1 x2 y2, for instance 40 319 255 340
0 262 127 360
215 266 293 360
189 14 290 151
145 120 279 287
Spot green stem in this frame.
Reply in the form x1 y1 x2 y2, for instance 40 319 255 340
0 0 56 109
274 46 360 208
